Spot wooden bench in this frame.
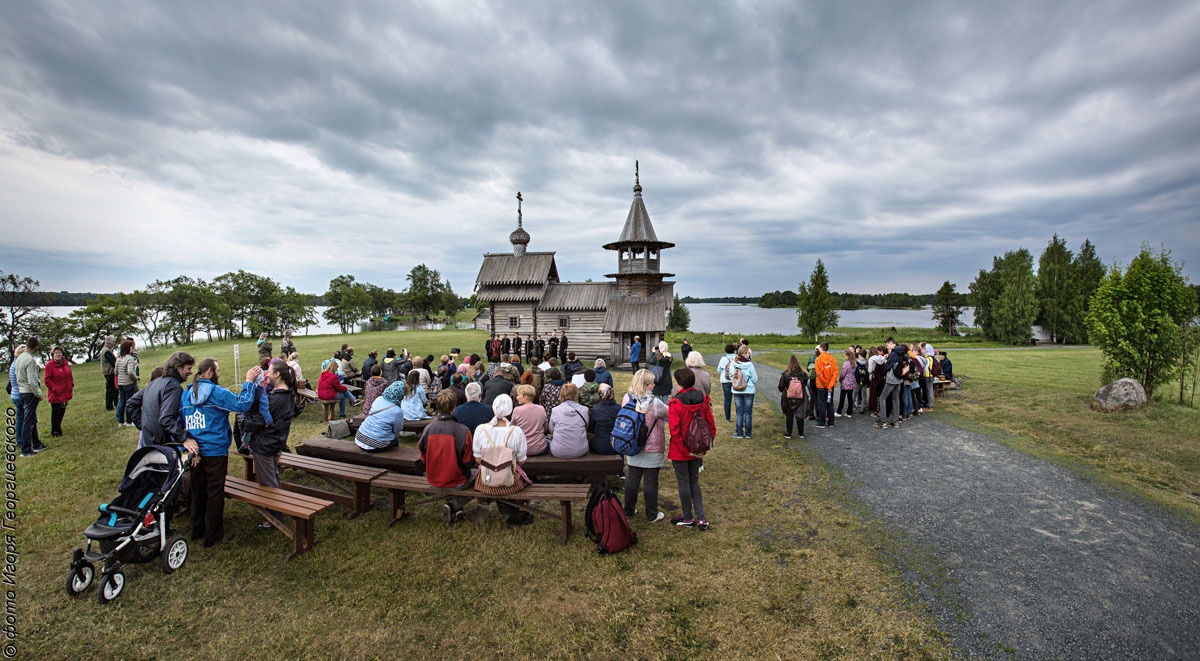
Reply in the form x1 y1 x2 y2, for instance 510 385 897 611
244 454 386 519
372 472 592 543
223 476 335 560
933 379 950 397
296 436 624 482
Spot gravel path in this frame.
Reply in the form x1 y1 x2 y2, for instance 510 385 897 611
713 354 1200 659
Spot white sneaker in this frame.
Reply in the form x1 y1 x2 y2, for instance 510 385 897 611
834 413 843 418
649 511 665 523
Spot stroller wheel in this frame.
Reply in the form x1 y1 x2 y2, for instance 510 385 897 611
65 562 95 596
162 536 188 574
97 569 125 604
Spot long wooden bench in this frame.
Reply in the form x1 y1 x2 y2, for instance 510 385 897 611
243 454 386 519
372 472 592 543
296 436 624 482
223 476 335 559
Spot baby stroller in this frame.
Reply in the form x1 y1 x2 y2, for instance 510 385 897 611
65 444 193 604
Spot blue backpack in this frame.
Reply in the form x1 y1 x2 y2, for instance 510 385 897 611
610 400 650 456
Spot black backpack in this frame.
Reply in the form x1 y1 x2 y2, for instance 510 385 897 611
854 362 869 385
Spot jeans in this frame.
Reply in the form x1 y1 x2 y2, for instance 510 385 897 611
881 382 902 424
854 384 868 412
10 397 22 447
631 361 640 374
672 459 705 520
116 384 137 423
901 385 913 418
253 451 285 520
922 377 934 410
191 455 229 546
335 390 355 417
733 393 754 437
815 388 833 427
19 393 41 454
721 381 733 421
624 465 660 520
104 374 118 410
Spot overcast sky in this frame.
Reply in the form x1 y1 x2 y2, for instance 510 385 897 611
1 1 1197 299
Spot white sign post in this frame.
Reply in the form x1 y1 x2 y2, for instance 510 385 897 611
233 344 240 378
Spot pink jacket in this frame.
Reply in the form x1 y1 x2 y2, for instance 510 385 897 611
839 360 857 390
622 394 668 454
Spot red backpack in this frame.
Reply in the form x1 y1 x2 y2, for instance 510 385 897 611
585 483 636 554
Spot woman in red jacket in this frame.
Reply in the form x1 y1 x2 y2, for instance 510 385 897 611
667 368 716 530
44 346 74 437
317 361 358 418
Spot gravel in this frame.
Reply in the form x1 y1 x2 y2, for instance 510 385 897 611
715 355 1200 659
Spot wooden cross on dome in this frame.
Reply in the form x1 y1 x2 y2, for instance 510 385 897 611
516 191 523 228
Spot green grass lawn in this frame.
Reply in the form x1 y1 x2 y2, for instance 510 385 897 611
9 329 949 658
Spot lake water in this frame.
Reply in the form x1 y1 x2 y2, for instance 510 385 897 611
685 304 975 335
46 303 973 346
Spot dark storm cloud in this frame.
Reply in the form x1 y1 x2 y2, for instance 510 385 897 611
0 0 1197 297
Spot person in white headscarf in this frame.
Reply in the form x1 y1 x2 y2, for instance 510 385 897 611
471 394 532 526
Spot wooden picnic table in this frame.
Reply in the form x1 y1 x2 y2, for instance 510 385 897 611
244 453 386 519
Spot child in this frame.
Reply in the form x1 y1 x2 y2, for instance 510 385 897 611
668 368 716 530
236 357 274 456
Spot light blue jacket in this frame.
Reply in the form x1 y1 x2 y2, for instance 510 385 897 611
359 399 406 443
400 386 430 420
731 360 758 394
716 353 737 384
180 379 256 457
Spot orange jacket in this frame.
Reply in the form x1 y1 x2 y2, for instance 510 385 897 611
814 352 839 390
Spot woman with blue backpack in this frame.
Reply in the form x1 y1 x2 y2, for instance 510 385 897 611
619 369 669 523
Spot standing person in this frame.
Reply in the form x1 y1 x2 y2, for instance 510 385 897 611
534 335 546 363
115 339 139 426
256 332 273 360
680 338 692 362
731 345 758 439
874 341 907 429
868 346 887 416
715 343 737 423
247 361 296 529
628 335 642 373
649 342 674 404
836 348 856 419
812 343 838 429
14 338 46 456
280 330 296 357
668 368 715 530
684 351 711 397
44 346 74 437
623 370 669 523
804 349 818 420
135 351 196 451
101 335 118 411
919 347 935 412
8 345 25 449
558 332 569 363
500 334 511 359
853 348 870 414
182 359 259 548
419 390 476 524
778 355 808 439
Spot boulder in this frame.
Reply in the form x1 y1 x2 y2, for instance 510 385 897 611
1091 378 1147 412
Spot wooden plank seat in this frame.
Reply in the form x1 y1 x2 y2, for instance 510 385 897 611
933 379 950 397
243 454 386 519
372 472 592 543
296 435 625 482
223 476 335 560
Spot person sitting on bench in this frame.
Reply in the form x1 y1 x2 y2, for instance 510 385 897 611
355 381 406 452
418 390 476 524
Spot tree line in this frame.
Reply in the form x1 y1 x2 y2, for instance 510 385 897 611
0 266 461 364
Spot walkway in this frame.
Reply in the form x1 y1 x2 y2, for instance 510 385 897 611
714 354 1200 658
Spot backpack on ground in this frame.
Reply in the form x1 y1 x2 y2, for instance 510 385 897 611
610 400 650 456
683 408 714 457
585 483 637 555
786 377 805 400
731 364 748 392
855 362 869 385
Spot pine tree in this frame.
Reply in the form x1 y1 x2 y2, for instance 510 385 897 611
797 259 839 342
1036 235 1072 343
667 294 691 331
931 281 967 335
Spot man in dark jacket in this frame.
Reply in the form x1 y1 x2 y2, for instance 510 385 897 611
482 366 517 406
133 351 198 456
101 335 118 410
939 351 954 380
558 332 569 362
561 352 584 381
360 350 379 382
454 382 493 433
